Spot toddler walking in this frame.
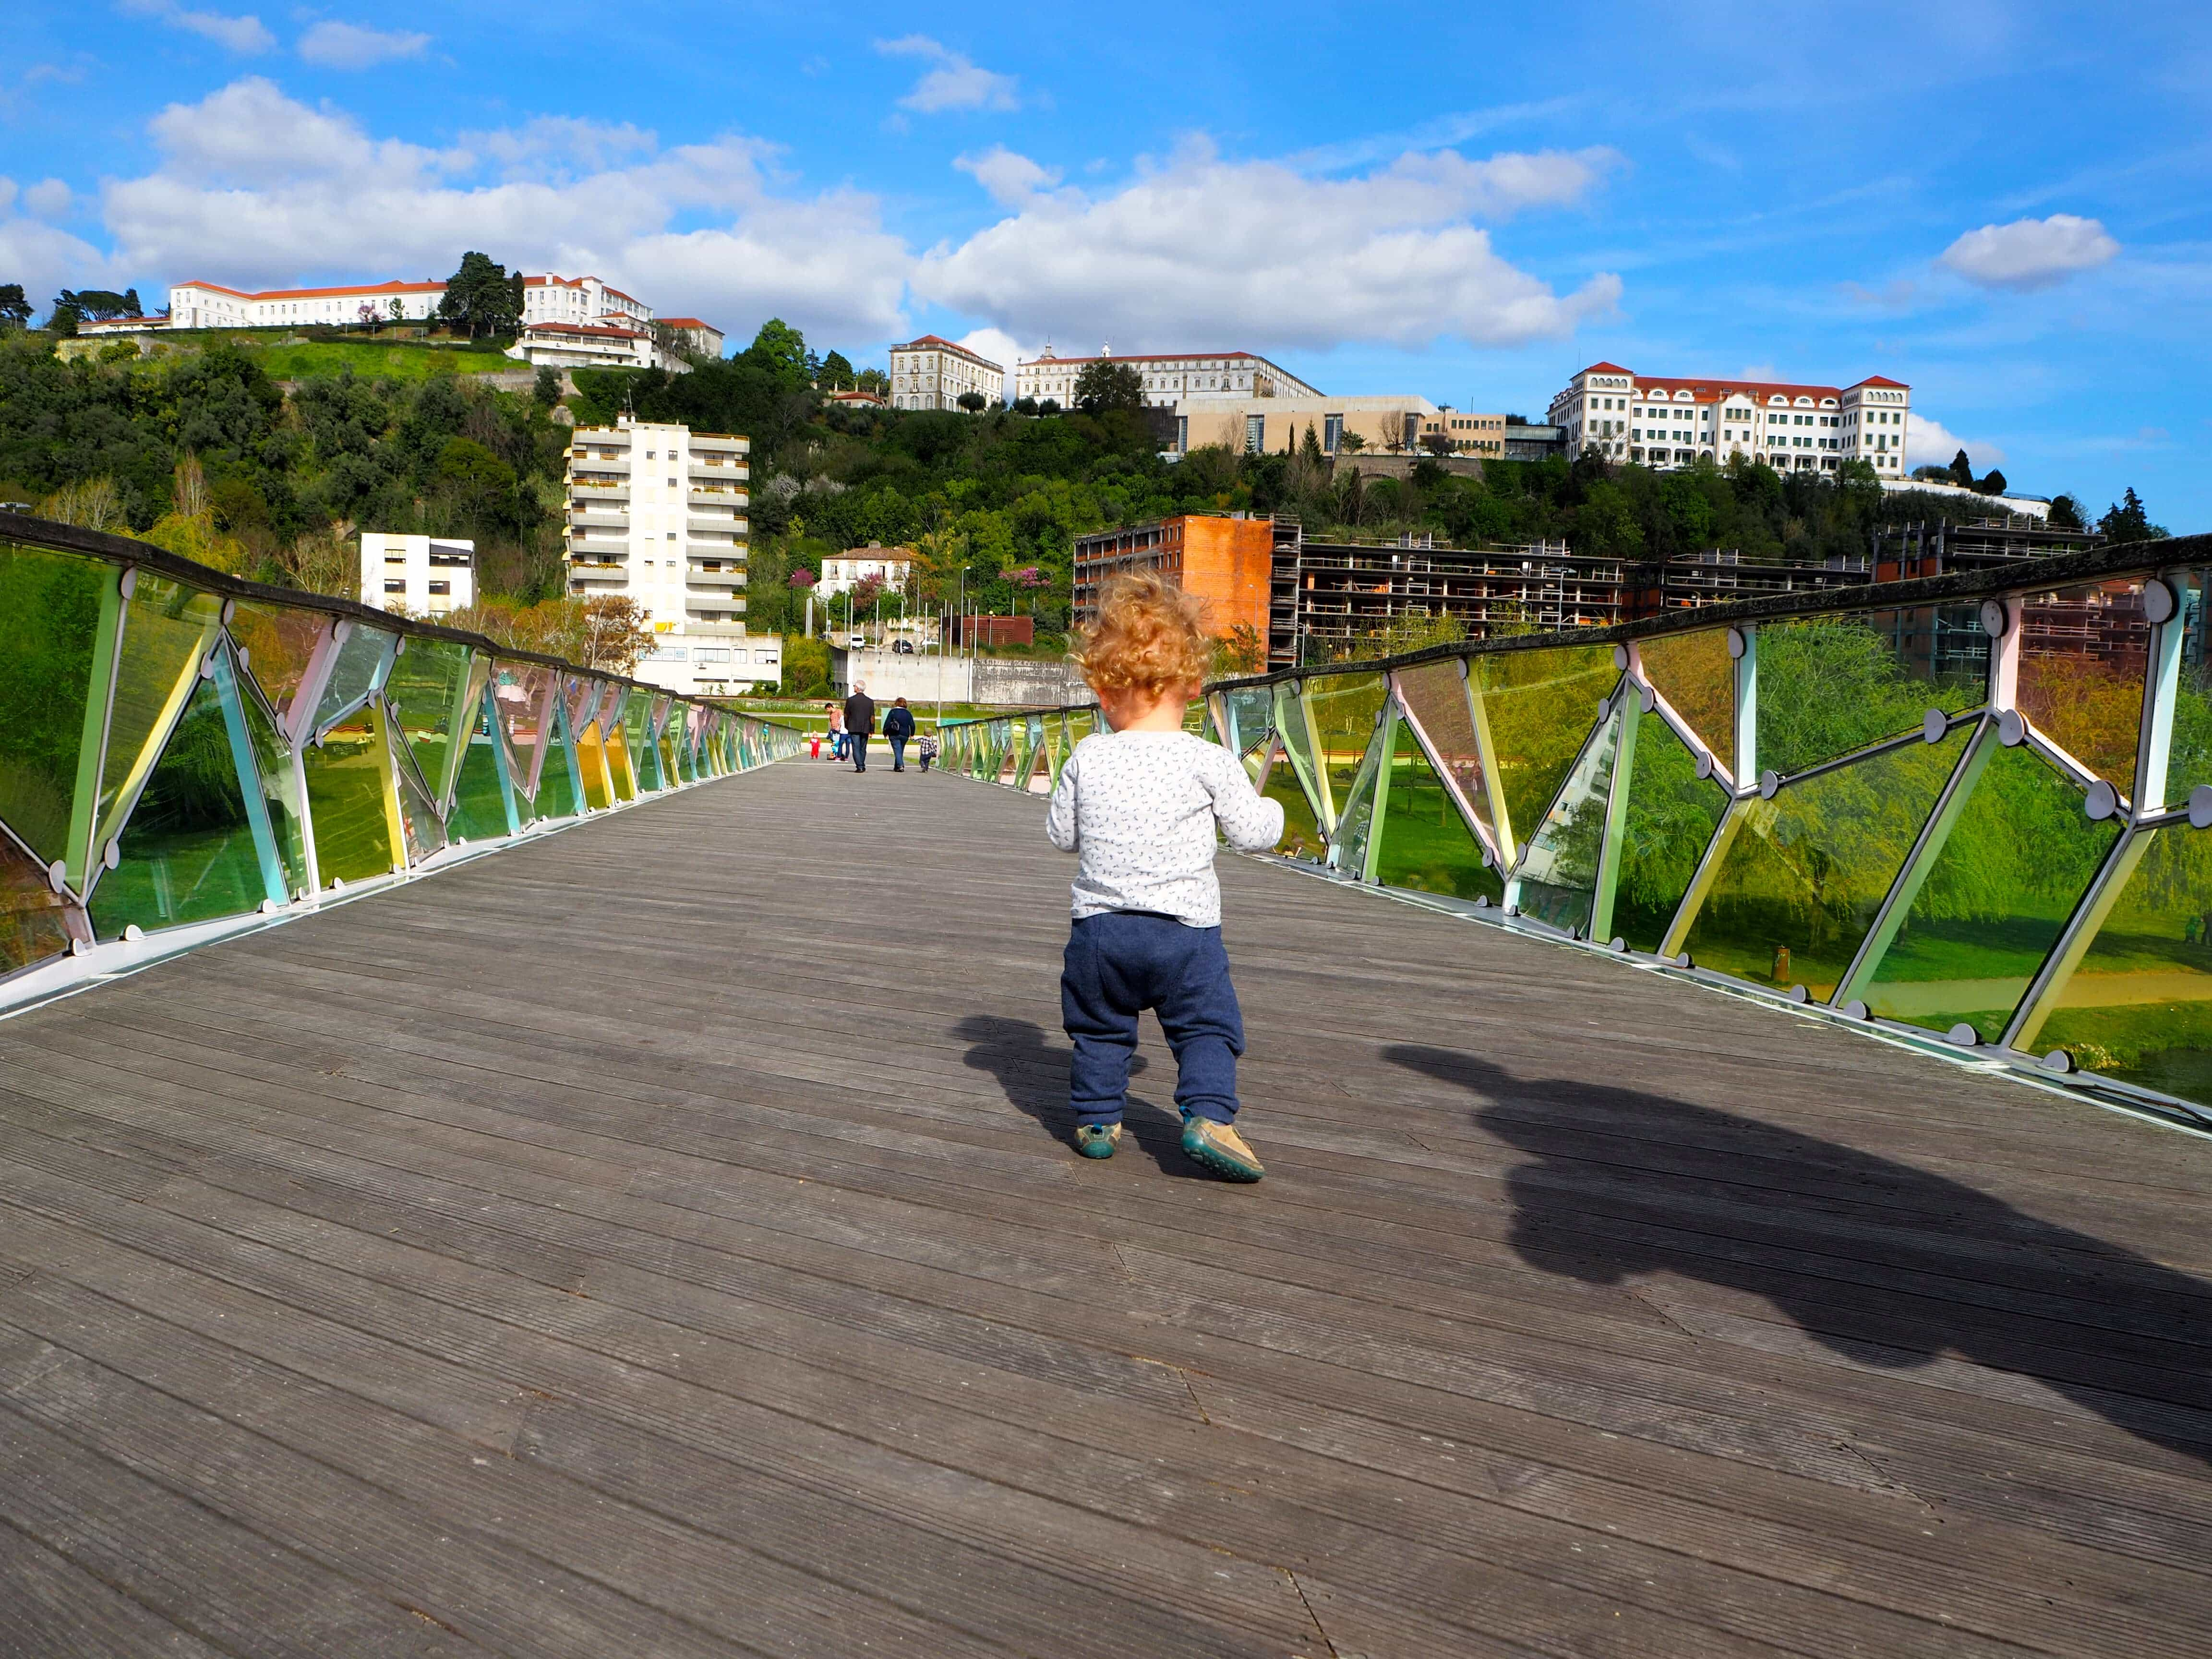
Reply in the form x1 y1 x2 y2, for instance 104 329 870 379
1047 573 1284 1181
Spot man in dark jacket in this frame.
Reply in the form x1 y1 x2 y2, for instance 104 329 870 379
843 682 876 772
883 697 916 771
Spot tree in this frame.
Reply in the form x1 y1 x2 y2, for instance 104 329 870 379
2097 487 2165 544
1976 468 2008 496
436 252 524 338
820 349 855 390
1947 448 1974 488
1420 431 1455 457
0 283 29 332
855 366 889 396
2047 493 2085 530
580 595 658 674
746 318 809 382
534 366 562 406
45 292 80 336
1038 397 1061 416
1012 396 1039 416
1336 429 1365 454
957 390 987 413
1072 361 1144 413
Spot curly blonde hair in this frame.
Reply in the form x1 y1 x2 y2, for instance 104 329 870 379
1072 571 1214 697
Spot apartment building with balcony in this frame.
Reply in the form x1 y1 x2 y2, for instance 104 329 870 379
564 419 776 694
889 336 1004 410
1548 361 1913 475
1018 348 1321 409
523 273 652 330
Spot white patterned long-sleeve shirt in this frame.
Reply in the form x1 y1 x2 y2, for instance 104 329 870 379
1046 731 1285 927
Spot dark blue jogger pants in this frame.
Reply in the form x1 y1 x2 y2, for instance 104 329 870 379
1061 911 1244 1128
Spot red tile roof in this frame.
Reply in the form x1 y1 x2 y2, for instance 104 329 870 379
175 278 445 301
1575 361 1634 376
661 318 717 330
1020 350 1278 367
522 321 649 340
1849 375 1910 389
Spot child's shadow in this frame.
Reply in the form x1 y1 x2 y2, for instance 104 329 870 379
953 1014 1208 1178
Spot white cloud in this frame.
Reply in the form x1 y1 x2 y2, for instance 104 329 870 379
24 179 73 219
1938 213 2118 290
955 146 1062 208
297 22 431 70
98 78 910 342
954 327 1028 397
1907 413 2005 471
119 0 276 53
914 140 1621 351
876 36 1019 113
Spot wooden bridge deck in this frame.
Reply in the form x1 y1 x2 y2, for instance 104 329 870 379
1 757 2209 1659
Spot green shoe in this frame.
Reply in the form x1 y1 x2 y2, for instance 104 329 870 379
1181 1116 1264 1182
1074 1123 1123 1159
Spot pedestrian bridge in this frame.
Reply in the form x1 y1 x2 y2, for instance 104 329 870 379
1 512 2210 1655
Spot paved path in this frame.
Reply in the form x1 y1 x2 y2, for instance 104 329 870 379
1 756 2208 1658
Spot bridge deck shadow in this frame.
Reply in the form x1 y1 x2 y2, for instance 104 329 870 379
0 757 2206 1657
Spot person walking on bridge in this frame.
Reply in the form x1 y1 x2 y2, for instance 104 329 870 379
844 682 876 773
1046 572 1282 1182
883 697 916 771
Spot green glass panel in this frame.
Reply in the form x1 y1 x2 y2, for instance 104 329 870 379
1225 688 1273 761
0 541 108 869
311 621 397 732
1326 715 1391 878
1637 629 1734 769
0 828 77 974
229 601 325 723
1307 672 1387 822
1394 658 1496 849
1261 752 1325 860
489 662 553 800
383 637 475 810
1374 717 1502 903
99 573 224 856
395 740 448 865
606 724 638 801
538 709 579 820
622 689 652 770
1682 723 1970 998
2013 577 2152 790
1861 742 2123 1042
2031 826 2212 1104
1755 607 1987 779
576 722 613 810
236 684 310 899
1514 708 1622 937
2156 568 2209 811
1614 709 1729 953
90 677 264 935
1272 682 1325 825
448 706 513 843
303 709 399 884
1476 644 1616 854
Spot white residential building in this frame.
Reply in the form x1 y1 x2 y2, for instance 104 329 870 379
661 317 726 359
818 543 915 600
564 419 775 694
1548 361 1912 475
888 336 1004 411
1018 348 1321 410
359 534 475 617
169 278 446 330
505 321 687 373
522 274 652 330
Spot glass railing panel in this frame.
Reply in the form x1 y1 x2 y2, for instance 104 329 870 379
1395 658 1495 847
98 572 225 856
2029 824 2212 1106
1614 709 1729 953
229 600 325 723
1226 687 1273 760
87 675 264 936
1474 643 1616 858
0 830 77 973
1306 672 1387 825
1324 715 1390 879
1682 722 1971 998
575 722 613 811
383 637 475 812
395 742 448 865
312 621 397 733
538 715 579 819
1374 715 1502 904
2015 577 2152 789
1272 682 1324 825
1861 741 2121 1042
0 540 109 869
1512 707 1622 937
303 707 399 885
448 704 512 843
1755 606 1987 779
1637 628 1734 769
1262 756 1323 860
2164 566 2211 810
237 680 309 899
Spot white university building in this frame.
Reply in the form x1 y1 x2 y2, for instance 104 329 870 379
1016 348 1321 410
358 534 475 618
1548 362 1913 476
564 419 778 696
887 336 1005 411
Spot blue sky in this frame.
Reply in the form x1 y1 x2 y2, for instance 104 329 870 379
4 2 2208 525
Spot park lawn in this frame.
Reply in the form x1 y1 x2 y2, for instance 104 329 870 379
250 338 517 380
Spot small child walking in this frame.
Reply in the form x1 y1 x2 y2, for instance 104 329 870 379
1047 572 1285 1181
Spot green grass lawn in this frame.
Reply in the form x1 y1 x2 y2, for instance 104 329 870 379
134 331 518 381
